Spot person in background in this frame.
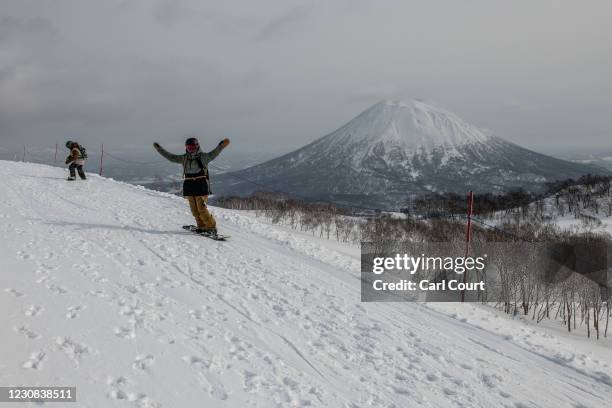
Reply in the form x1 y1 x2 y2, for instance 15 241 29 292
65 140 87 181
153 137 230 235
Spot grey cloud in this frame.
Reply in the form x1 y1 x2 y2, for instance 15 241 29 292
254 2 318 42
151 0 216 27
0 17 58 44
151 0 184 26
0 0 610 156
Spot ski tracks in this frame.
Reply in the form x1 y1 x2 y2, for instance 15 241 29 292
2 162 612 408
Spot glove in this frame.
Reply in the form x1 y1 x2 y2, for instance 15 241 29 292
153 142 161 149
219 138 230 148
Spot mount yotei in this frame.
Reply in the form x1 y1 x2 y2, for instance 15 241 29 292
214 100 607 210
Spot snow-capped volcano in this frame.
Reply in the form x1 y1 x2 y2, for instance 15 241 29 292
310 100 491 166
214 100 608 210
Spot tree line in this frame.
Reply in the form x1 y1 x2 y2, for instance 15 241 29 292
216 186 611 339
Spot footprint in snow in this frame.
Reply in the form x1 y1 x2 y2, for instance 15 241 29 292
480 373 501 388
22 351 45 370
14 325 41 339
35 274 52 284
46 283 67 295
120 305 144 317
107 376 130 387
24 305 43 317
16 250 33 260
43 251 57 260
188 310 205 320
390 385 411 396
183 356 227 400
114 326 136 339
5 288 25 297
66 306 85 319
242 370 264 392
108 389 129 401
426 373 438 382
56 337 92 366
35 263 56 274
86 289 107 298
132 355 154 371
111 391 160 407
183 355 211 370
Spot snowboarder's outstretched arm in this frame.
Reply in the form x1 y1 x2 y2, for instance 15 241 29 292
201 139 230 165
153 143 184 164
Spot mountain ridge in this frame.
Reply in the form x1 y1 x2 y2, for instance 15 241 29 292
214 100 608 210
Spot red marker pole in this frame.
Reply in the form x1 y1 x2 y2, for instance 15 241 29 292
460 191 474 303
99 144 104 176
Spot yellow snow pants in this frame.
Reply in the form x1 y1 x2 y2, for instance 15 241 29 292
186 196 216 229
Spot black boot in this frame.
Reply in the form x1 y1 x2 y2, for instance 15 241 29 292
68 163 77 180
196 228 217 236
77 165 87 180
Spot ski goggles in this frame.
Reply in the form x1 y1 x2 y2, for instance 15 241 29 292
185 143 199 153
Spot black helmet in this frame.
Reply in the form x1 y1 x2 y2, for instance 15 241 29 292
65 140 74 148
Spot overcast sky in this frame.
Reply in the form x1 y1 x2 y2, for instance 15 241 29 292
1 0 611 159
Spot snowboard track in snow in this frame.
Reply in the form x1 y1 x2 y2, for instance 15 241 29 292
1 161 611 408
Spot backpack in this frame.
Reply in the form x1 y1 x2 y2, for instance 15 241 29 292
182 154 211 193
77 145 88 159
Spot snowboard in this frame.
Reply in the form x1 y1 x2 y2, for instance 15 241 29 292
182 225 229 241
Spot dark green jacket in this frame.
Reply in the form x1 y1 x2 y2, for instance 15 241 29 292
154 144 223 176
154 143 224 196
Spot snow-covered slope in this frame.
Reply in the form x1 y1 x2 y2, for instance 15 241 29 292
2 161 612 408
214 100 607 210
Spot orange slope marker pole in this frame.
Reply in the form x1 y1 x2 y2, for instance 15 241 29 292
460 190 474 303
99 144 104 176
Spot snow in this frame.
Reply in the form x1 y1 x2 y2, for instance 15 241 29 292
1 160 612 408
309 99 492 168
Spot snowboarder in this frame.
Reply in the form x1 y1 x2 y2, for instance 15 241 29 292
153 137 230 235
65 140 87 180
